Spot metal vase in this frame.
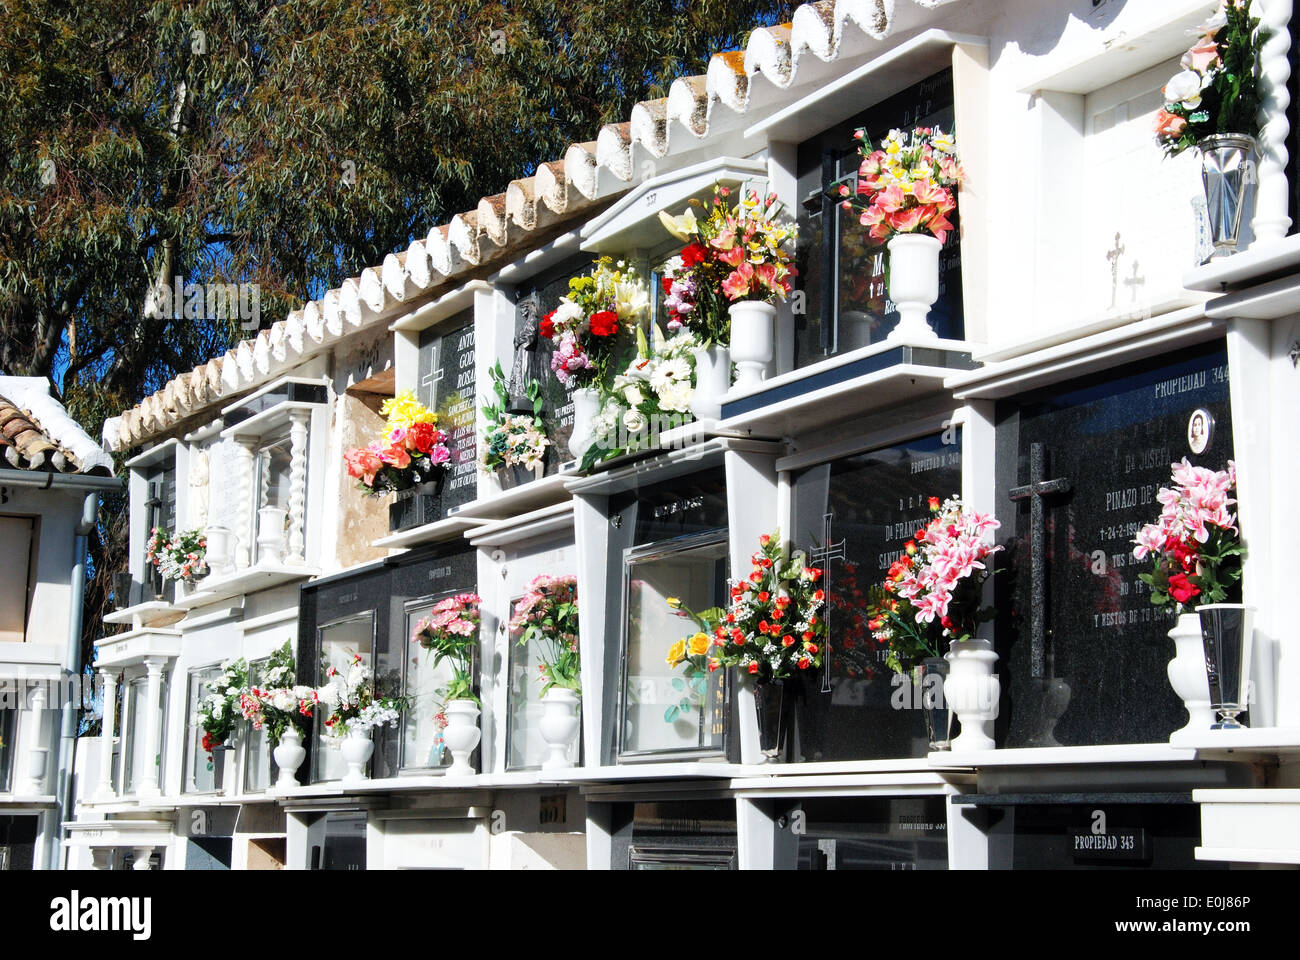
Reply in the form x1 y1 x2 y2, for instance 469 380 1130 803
1199 134 1257 258
752 679 791 762
1198 603 1255 729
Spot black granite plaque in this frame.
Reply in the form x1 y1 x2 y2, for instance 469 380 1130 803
795 68 962 367
994 340 1234 748
418 312 478 512
786 796 949 870
621 466 730 544
789 431 962 761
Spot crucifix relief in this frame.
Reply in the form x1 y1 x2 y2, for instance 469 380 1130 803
1009 443 1071 680
807 512 847 694
1106 232 1125 310
508 293 546 414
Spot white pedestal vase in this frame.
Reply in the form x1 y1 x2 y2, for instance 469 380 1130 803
256 506 288 563
340 727 374 785
728 301 776 391
568 387 601 461
943 638 999 751
273 726 307 788
1167 612 1214 735
205 524 233 576
538 688 581 771
443 699 481 777
690 345 731 421
886 233 942 342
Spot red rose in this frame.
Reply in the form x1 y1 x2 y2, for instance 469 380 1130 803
812 589 825 602
782 635 795 647
798 657 811 670
805 643 819 655
589 310 620 337
758 591 770 603
758 534 771 546
406 421 439 455
1168 573 1201 605
539 310 557 340
660 276 674 296
928 496 941 511
747 662 759 674
680 243 709 269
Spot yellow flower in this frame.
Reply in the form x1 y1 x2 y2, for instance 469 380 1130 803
665 597 682 609
688 632 711 657
379 390 437 445
666 639 687 666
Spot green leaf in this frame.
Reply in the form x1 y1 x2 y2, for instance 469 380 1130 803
671 676 684 691
664 705 679 723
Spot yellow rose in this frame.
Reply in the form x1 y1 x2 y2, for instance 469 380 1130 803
688 632 711 657
665 596 682 609
666 639 687 666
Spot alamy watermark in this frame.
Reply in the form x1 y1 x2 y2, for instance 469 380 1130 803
0 675 103 711
145 275 261 331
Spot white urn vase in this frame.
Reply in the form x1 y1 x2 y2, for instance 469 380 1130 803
944 638 999 751
205 524 233 576
538 688 581 771
256 506 288 563
568 387 601 461
1167 611 1214 735
273 726 307 788
443 699 481 777
886 233 942 342
728 301 776 391
340 726 374 784
690 345 731 421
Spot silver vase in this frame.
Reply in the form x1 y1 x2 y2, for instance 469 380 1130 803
1198 134 1257 258
1198 603 1255 729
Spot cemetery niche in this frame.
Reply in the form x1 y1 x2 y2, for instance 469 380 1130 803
788 430 963 761
417 309 479 515
993 339 1235 748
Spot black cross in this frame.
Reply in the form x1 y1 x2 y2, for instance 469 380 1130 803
1009 443 1071 679
807 512 847 694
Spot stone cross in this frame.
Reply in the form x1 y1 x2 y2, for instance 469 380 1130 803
807 512 847 694
1009 443 1071 680
1106 232 1125 310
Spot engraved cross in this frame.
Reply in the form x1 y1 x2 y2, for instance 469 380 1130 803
1009 443 1071 679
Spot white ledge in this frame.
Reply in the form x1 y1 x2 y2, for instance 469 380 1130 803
0 794 57 806
546 763 746 783
1183 232 1300 291
371 514 488 550
102 600 184 628
933 743 1201 768
173 561 319 609
1171 727 1300 758
449 468 579 522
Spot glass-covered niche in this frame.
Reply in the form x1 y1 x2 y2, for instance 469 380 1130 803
389 544 479 773
311 613 375 782
183 666 224 794
143 459 177 601
994 340 1234 748
0 706 14 793
612 466 732 762
773 795 949 870
789 430 962 762
611 800 738 870
253 430 292 562
123 674 168 795
243 657 272 793
511 255 597 461
794 68 961 367
417 309 479 513
506 606 547 770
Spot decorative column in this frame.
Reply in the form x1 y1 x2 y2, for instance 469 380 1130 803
287 408 310 563
89 848 114 870
131 847 154 870
95 669 119 799
1251 0 1293 243
15 683 49 795
137 658 166 797
234 437 259 569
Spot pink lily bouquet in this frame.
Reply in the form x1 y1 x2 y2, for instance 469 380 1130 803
412 594 483 706
509 575 580 696
1132 459 1245 612
657 184 797 346
1154 0 1267 156
839 127 963 245
343 390 452 496
867 496 1000 674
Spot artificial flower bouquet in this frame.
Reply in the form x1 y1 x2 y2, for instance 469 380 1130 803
196 657 249 757
479 361 551 474
658 184 797 345
667 532 827 684
343 390 452 495
509 575 580 696
1155 0 1268 156
540 257 648 389
236 641 317 748
839 126 963 245
315 654 404 740
146 526 209 583
412 593 483 707
1132 459 1245 612
867 496 1000 674
583 324 698 470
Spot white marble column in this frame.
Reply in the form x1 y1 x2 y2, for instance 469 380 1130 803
287 409 310 563
1251 0 1293 244
95 669 118 799
137 658 165 797
234 437 259 569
